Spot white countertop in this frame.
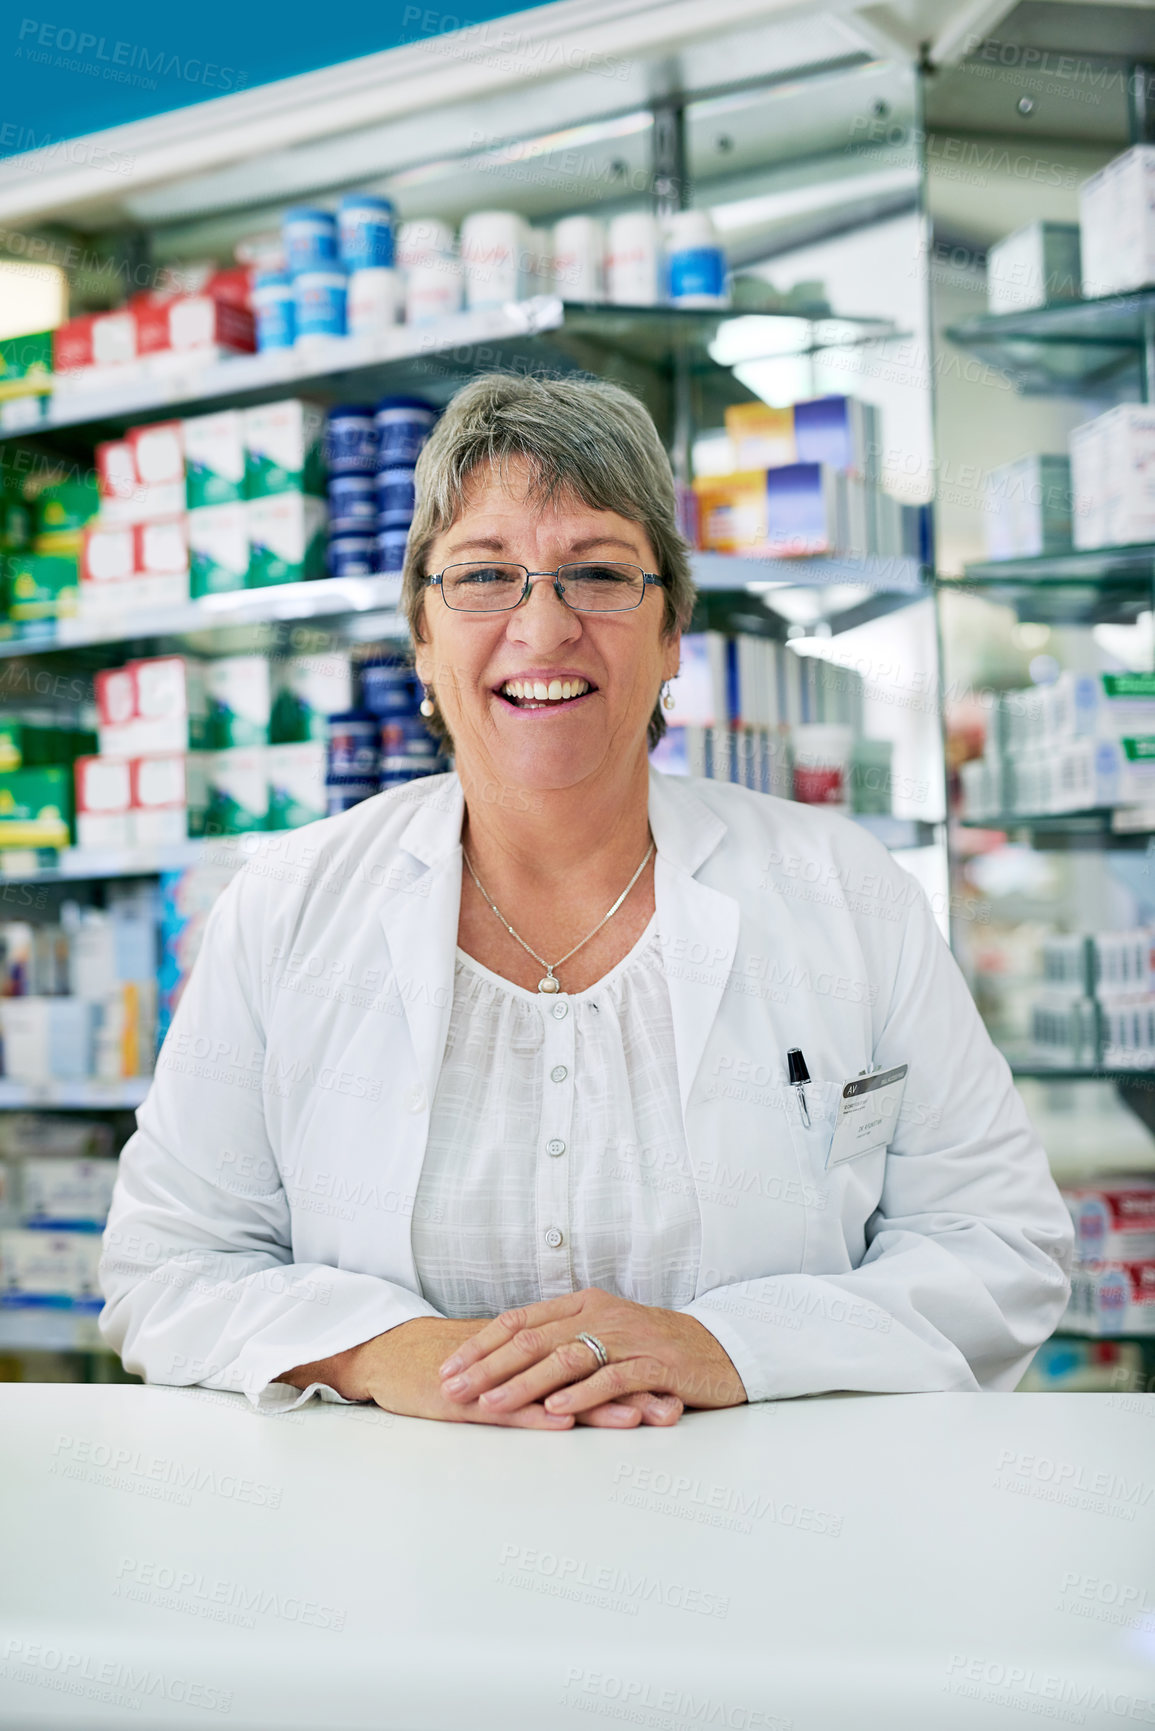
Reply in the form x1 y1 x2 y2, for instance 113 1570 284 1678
0 1386 1152 1730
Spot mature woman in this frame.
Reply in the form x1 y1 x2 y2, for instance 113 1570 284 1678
100 372 1073 1427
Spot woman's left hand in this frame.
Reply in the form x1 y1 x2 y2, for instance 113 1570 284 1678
436 1288 746 1419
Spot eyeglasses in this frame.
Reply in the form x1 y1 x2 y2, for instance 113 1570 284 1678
425 562 665 614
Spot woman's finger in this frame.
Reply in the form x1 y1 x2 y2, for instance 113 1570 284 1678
439 1294 585 1378
476 1337 613 1413
543 1357 674 1416
442 1318 595 1403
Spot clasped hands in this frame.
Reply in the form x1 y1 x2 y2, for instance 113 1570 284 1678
432 1288 746 1428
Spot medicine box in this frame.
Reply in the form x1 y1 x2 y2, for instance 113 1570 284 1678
986 222 1081 314
1078 145 1155 298
22 1156 119 1228
243 400 326 498
984 455 1072 560
131 753 209 846
270 653 354 742
206 655 272 748
188 502 249 597
0 767 72 847
0 998 96 1082
206 747 268 835
246 493 327 586
75 755 133 851
2 552 79 622
268 741 327 829
0 1227 104 1300
183 409 246 509
1063 1180 1155 1265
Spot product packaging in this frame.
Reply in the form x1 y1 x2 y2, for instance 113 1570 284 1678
986 221 1082 313
246 493 328 586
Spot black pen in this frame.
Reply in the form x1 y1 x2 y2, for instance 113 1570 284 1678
787 1048 811 1128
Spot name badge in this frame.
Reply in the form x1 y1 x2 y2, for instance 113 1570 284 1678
826 1064 908 1168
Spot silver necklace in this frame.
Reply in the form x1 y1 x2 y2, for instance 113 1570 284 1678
462 839 655 994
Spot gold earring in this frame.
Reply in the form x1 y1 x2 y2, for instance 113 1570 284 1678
420 688 436 718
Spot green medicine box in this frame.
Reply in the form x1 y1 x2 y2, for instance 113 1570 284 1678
243 400 326 498
2 553 79 621
0 332 53 398
0 767 73 848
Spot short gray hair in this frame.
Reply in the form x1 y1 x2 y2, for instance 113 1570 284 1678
402 372 696 749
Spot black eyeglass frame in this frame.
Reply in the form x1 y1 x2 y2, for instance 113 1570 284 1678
424 563 666 614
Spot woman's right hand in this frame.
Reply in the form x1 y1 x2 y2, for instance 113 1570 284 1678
281 1319 682 1427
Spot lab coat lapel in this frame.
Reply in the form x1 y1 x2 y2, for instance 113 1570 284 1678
376 778 463 1101
649 771 739 1117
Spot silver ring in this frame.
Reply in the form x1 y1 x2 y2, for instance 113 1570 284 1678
575 1331 609 1369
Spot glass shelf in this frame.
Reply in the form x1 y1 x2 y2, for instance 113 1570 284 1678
957 810 1155 850
943 544 1155 626
3 299 901 443
944 288 1155 400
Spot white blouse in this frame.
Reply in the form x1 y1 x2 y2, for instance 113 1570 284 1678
411 914 702 1318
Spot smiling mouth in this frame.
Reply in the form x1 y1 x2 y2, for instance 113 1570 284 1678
498 677 595 709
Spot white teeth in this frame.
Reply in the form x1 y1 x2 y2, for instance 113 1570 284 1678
500 677 590 703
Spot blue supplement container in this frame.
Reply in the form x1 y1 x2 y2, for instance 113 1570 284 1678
252 272 295 351
374 397 438 468
294 271 347 340
327 711 382 778
326 777 379 815
324 407 378 475
339 195 395 271
359 659 420 717
328 533 378 577
327 475 377 532
376 467 416 528
283 207 339 274
375 528 409 574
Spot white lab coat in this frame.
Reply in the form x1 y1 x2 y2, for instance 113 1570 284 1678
100 770 1073 1408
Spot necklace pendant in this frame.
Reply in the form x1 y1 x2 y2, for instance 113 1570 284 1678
538 973 560 994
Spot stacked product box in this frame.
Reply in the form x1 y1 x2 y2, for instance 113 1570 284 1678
0 1115 118 1313
960 671 1155 822
51 270 255 396
986 221 1082 314
1069 406 1155 551
1029 928 1155 1069
984 455 1073 560
649 629 893 817
693 395 921 562
1062 1177 1155 1336
1078 145 1155 299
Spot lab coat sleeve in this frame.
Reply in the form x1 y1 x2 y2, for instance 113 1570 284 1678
99 867 442 1413
681 877 1074 1400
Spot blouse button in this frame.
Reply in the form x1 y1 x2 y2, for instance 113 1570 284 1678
546 1138 566 1158
550 1064 568 1083
544 1227 564 1249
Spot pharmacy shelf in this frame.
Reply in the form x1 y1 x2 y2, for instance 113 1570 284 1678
2 299 899 441
957 809 1155 850
944 544 1155 627
0 1078 149 1108
943 287 1155 400
0 556 929 662
0 813 940 885
0 1303 110 1354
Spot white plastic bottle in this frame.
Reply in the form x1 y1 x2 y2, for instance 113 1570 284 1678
606 211 663 306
